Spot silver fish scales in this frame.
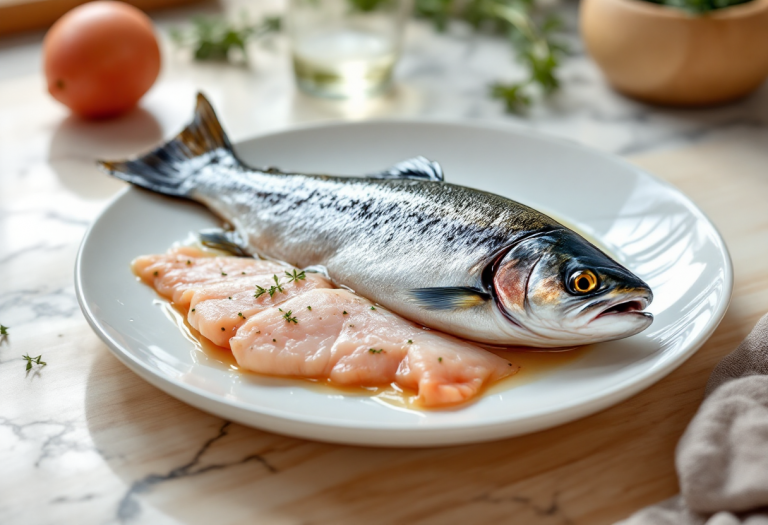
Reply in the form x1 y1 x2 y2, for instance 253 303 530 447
102 93 653 347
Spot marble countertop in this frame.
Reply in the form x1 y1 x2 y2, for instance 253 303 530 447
2 1 768 523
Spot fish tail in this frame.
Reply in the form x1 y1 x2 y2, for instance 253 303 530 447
98 92 239 198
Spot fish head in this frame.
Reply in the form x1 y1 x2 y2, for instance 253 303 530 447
490 229 653 346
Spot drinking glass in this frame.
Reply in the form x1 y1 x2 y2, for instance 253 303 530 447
287 0 411 99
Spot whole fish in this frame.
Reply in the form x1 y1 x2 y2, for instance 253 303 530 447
101 93 653 347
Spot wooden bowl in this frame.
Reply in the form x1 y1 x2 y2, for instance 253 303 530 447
580 0 768 106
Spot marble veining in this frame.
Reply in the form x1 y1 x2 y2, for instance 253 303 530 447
117 422 278 523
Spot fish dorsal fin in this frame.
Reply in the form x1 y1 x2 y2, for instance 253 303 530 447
368 156 444 182
409 287 490 310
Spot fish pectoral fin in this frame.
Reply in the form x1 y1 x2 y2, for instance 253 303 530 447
198 229 251 257
368 156 444 182
302 264 332 280
409 287 490 310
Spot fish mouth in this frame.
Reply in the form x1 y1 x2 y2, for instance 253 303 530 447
590 293 652 322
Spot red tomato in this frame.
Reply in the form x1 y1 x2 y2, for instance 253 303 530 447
44 1 161 119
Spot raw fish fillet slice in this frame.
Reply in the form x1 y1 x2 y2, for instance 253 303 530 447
184 273 333 348
231 289 517 407
132 246 286 306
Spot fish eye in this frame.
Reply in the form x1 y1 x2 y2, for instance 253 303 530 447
570 270 598 294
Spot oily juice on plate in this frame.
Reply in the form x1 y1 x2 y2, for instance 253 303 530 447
158 299 591 410
154 212 612 410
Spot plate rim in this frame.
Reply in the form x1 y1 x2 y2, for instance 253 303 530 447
75 119 734 446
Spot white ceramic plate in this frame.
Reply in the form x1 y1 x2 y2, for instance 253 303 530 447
76 121 732 447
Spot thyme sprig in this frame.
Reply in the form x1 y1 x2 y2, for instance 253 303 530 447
283 310 298 324
177 0 565 112
416 0 567 113
170 14 281 62
23 354 46 372
255 270 307 299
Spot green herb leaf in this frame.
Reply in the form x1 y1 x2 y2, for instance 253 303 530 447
272 275 285 294
368 348 384 354
490 82 532 113
254 285 267 298
416 0 567 113
171 14 282 63
285 269 306 283
643 0 750 13
347 0 394 12
22 353 46 372
283 310 298 324
0 325 8 336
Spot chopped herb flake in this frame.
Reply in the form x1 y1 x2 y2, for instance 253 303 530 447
238 312 245 318
272 338 276 342
438 357 443 363
342 310 348 315
228 297 232 300
191 308 196 312
307 306 312 310
370 306 376 310
221 327 225 331
153 271 158 276
368 348 384 354
0 325 8 336
407 339 412 344
241 272 246 275
221 271 228 276
186 260 191 265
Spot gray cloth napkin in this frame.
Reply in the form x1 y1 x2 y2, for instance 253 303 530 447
619 313 768 525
